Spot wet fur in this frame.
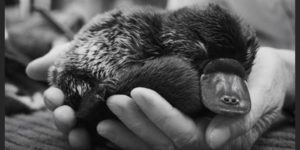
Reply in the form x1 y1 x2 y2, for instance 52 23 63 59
47 4 271 149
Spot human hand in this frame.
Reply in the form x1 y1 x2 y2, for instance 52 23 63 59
96 47 295 150
26 46 294 150
204 47 294 149
26 42 92 150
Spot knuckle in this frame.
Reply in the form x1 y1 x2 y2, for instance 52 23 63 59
129 121 146 134
153 114 169 125
152 109 177 126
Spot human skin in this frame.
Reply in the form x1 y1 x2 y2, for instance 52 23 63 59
26 43 295 150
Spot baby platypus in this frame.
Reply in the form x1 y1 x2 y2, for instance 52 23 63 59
48 4 258 148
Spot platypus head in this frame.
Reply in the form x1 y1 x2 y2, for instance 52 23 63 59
201 58 251 116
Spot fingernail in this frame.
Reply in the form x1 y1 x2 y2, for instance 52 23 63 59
207 127 231 149
106 99 121 115
44 96 56 111
130 87 146 100
106 95 129 115
97 122 115 140
53 105 76 133
43 87 64 110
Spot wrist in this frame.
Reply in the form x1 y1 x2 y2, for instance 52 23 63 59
252 48 293 112
280 52 295 111
272 48 295 111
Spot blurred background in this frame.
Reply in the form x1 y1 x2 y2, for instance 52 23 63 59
4 0 295 149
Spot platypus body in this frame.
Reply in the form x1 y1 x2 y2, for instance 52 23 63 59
49 4 260 149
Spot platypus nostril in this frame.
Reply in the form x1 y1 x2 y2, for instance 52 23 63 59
221 96 240 105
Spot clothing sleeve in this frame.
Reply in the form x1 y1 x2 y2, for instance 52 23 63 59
167 0 295 50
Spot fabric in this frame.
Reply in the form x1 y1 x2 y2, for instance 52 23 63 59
5 111 71 150
167 0 295 50
252 121 295 150
5 110 295 150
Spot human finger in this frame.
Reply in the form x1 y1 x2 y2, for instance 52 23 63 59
53 105 77 134
107 95 175 150
43 86 65 111
26 42 71 81
69 128 91 150
205 49 286 149
131 87 209 149
97 119 151 150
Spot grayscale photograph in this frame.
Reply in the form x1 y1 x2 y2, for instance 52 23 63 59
4 0 295 150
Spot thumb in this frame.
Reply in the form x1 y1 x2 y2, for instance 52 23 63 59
26 42 71 81
205 48 287 149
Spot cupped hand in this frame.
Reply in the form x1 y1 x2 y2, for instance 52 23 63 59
26 46 294 150
26 42 92 150
97 47 294 149
205 47 294 149
100 88 211 150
